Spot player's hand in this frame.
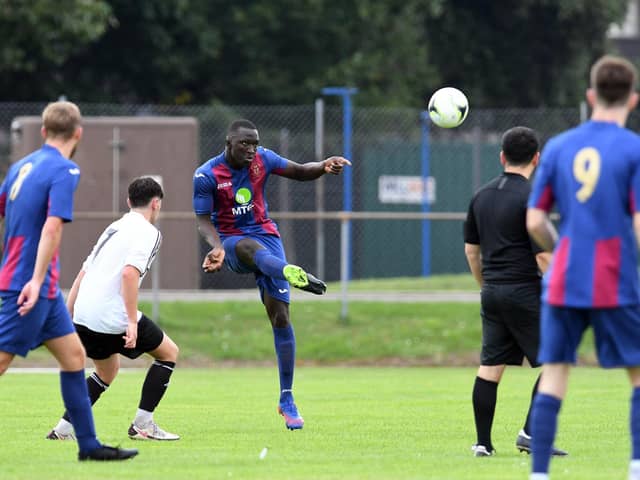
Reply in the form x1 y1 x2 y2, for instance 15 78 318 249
202 247 225 273
323 156 351 175
122 321 138 349
17 279 42 316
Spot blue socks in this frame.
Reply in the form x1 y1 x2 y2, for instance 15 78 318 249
60 370 101 453
253 249 288 280
273 325 295 403
531 393 562 475
631 387 640 459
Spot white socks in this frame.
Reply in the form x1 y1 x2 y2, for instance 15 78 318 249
134 408 153 426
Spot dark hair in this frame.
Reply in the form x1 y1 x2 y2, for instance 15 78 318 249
501 126 539 166
128 177 163 207
228 119 257 135
590 55 637 106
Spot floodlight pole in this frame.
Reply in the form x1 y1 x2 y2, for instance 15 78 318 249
322 87 357 320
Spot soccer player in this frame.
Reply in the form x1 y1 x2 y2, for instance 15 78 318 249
0 101 137 461
464 126 566 458
47 177 180 442
193 119 350 430
527 54 640 480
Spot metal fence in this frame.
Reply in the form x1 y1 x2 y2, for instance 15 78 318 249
0 101 620 290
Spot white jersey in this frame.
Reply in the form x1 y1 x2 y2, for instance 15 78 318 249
73 211 162 334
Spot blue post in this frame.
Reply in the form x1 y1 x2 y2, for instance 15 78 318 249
420 111 431 277
321 87 357 280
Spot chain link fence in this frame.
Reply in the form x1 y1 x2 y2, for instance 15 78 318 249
0 101 623 289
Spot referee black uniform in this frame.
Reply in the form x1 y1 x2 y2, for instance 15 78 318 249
464 171 542 368
462 126 566 458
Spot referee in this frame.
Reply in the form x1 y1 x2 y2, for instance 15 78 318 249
463 126 566 457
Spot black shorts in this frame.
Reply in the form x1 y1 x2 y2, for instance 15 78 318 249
74 314 164 360
480 282 540 367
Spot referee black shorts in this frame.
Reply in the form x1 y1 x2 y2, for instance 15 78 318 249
74 314 165 360
480 282 541 367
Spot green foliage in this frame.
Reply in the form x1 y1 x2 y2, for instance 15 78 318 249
0 368 632 479
0 0 630 106
0 0 112 98
423 0 628 107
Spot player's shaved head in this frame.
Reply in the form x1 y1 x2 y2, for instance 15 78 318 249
590 55 637 106
228 119 257 136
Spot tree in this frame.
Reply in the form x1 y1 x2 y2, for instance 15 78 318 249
0 0 112 100
422 0 628 107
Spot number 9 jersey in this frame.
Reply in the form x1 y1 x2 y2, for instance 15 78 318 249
0 144 80 298
528 120 640 308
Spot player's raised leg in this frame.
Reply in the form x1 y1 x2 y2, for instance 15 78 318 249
235 238 326 295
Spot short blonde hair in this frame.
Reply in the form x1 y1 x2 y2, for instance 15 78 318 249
42 101 82 140
590 55 638 106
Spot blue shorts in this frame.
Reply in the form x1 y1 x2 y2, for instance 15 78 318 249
0 291 75 357
539 303 640 368
222 234 291 304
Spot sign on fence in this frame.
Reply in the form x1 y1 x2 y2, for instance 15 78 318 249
378 175 436 204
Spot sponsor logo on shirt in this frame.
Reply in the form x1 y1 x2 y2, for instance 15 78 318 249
217 181 232 190
232 187 254 216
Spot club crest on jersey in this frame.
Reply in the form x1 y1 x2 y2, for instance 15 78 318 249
232 187 254 215
251 163 261 178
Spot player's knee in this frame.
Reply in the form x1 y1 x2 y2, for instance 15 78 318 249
166 339 179 362
235 239 260 262
270 311 290 329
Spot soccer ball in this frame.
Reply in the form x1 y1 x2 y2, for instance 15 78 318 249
427 87 469 128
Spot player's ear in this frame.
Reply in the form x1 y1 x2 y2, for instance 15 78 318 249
531 152 540 167
499 151 507 167
40 126 47 140
74 126 83 142
586 88 597 108
628 91 639 111
126 198 132 209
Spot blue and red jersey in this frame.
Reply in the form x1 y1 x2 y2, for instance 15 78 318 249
192 147 288 237
528 120 640 308
0 144 80 298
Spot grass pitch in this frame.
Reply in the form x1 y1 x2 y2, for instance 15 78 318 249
0 367 631 479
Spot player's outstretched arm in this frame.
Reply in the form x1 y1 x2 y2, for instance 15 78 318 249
18 216 64 316
278 156 351 181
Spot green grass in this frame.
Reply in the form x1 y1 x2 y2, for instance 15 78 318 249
328 274 479 292
0 367 631 479
14 298 598 367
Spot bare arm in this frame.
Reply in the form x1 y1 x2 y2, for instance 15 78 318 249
65 269 86 317
526 208 558 253
121 265 140 348
535 252 553 274
18 216 64 316
276 156 352 181
196 213 225 272
464 242 483 288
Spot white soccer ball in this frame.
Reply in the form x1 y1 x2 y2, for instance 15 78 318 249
427 87 469 128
